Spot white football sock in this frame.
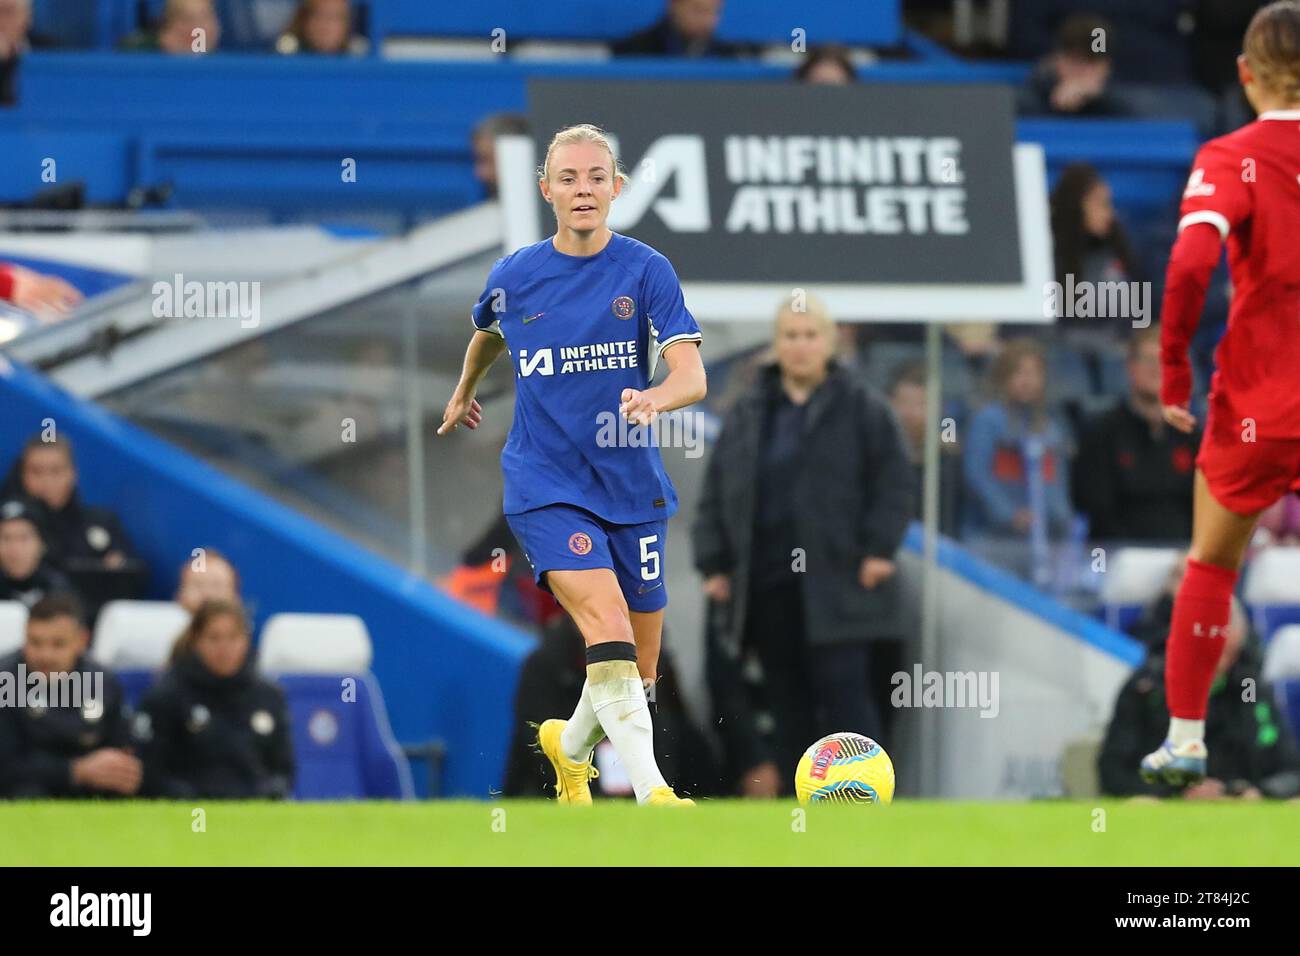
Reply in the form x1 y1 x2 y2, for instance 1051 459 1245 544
587 659 667 803
559 680 604 762
1168 717 1205 747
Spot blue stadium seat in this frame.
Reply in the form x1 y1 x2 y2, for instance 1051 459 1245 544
276 673 414 800
258 612 414 800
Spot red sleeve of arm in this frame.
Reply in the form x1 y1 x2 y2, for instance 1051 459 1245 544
1159 222 1222 407
0 265 14 302
1159 140 1249 408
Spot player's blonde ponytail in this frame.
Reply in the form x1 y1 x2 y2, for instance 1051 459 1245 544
1244 1 1300 104
537 124 629 186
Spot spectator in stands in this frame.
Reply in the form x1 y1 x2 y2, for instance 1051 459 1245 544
962 339 1074 541
0 0 56 107
794 44 858 84
612 0 752 58
888 360 962 536
504 612 719 798
2 435 137 573
135 598 294 799
276 0 361 56
1050 163 1142 314
121 0 222 55
1018 15 1126 117
174 548 241 614
0 497 71 609
1100 597 1300 799
0 593 141 798
471 113 529 200
692 294 913 793
1072 325 1199 542
0 262 82 315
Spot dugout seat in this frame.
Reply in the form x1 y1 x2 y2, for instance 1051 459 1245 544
0 601 28 657
258 613 415 801
1243 548 1300 646
92 600 191 706
1099 547 1183 633
1263 625 1300 743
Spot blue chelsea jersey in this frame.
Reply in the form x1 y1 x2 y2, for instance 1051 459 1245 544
470 233 702 525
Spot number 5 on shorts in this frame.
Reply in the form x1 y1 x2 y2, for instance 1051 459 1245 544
639 534 660 581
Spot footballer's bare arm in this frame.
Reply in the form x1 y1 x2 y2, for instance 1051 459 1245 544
620 340 706 426
438 329 507 435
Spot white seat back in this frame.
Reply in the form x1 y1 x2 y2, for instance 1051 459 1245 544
1264 625 1300 682
1100 548 1183 607
0 601 29 657
93 600 191 670
257 612 372 675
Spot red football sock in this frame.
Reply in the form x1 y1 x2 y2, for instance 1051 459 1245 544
1164 558 1238 720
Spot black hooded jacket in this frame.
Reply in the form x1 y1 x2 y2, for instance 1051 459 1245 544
135 651 294 800
0 650 134 798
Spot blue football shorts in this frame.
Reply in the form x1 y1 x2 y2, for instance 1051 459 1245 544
505 503 668 613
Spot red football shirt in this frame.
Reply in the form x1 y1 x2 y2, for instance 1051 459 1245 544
1161 109 1300 440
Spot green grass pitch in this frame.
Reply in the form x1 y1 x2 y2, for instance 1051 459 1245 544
2 800 1295 866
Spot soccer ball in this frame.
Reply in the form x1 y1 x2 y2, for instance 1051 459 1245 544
794 732 895 805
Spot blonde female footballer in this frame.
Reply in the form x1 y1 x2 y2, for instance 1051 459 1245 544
438 124 706 805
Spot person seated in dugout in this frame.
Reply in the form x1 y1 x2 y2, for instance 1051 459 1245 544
134 599 294 799
2 435 139 573
0 593 140 798
174 548 242 615
0 497 72 609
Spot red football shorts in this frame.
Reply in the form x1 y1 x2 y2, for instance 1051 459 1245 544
1197 398 1300 515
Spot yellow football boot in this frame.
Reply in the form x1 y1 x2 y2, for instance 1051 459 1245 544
645 786 695 807
535 719 598 805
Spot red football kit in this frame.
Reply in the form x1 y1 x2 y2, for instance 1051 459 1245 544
1162 109 1300 516
1159 109 1300 721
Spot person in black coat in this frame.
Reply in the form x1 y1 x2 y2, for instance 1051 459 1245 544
134 598 294 799
1099 598 1300 800
0 593 141 798
611 0 753 58
2 434 138 573
692 295 914 791
0 496 73 608
1072 326 1200 543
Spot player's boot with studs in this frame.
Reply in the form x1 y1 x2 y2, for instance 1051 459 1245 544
1139 738 1208 788
645 786 695 807
534 719 599 805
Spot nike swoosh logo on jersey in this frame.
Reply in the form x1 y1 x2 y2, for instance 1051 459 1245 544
522 312 545 324
637 581 664 595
